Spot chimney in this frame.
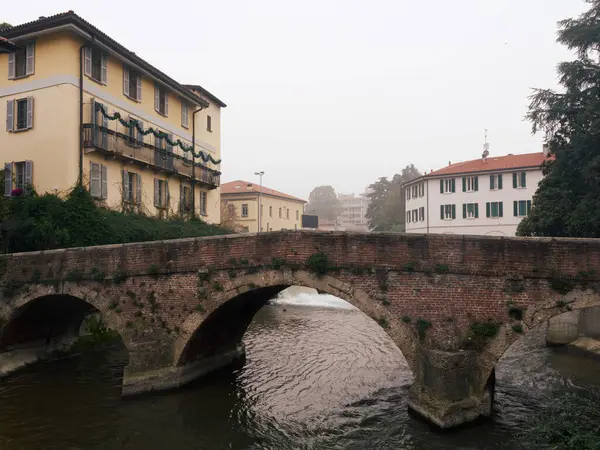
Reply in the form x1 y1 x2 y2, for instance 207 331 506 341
542 143 549 156
448 161 451 166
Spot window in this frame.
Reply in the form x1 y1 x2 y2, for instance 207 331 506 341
513 172 527 188
200 191 207 215
462 203 479 219
154 179 168 209
122 170 141 204
296 210 299 220
123 67 142 102
279 207 282 218
4 161 33 195
227 203 235 216
440 178 455 194
154 84 168 116
412 209 418 222
242 204 249 218
462 176 478 192
412 185 418 198
182 102 189 128
286 208 290 219
8 42 34 79
489 174 503 190
406 188 411 201
84 47 107 84
127 118 143 147
6 97 33 132
269 205 273 217
89 162 107 199
419 182 425 197
207 115 212 132
179 185 192 212
486 201 504 218
440 204 456 220
406 211 411 223
419 207 425 221
514 200 532 217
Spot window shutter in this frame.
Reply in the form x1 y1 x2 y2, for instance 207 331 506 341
25 160 33 188
101 164 107 199
136 173 142 205
122 170 128 201
513 173 517 188
474 176 478 191
498 174 503 190
26 97 34 129
137 120 144 144
6 100 14 131
101 53 107 84
527 200 532 214
4 163 12 196
26 42 35 75
101 108 109 149
164 91 168 116
179 183 184 213
440 179 443 194
123 67 130 97
486 202 490 218
521 172 526 188
8 52 15 79
154 84 159 112
166 180 170 206
166 134 174 171
475 203 479 218
451 179 456 193
513 201 518 217
137 75 142 102
154 178 159 207
451 204 456 219
463 204 467 219
498 202 503 217
440 205 444 220
90 162 100 197
462 177 466 192
84 48 92 77
489 175 494 190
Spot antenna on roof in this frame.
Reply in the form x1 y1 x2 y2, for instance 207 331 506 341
482 128 490 160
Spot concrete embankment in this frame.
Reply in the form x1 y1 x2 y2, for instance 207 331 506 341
547 307 600 358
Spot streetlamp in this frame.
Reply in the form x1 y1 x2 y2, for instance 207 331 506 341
254 171 264 232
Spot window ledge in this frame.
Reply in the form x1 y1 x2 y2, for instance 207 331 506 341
10 127 31 133
10 74 32 81
86 75 106 86
182 124 189 130
155 109 168 118
125 94 141 103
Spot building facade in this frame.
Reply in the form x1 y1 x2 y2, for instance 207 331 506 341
1 12 225 222
404 151 548 236
337 191 370 232
220 180 306 232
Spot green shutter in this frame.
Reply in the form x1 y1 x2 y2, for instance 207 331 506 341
513 201 518 217
498 174 503 190
521 172 526 188
527 200 532 214
474 176 478 191
440 179 444 193
462 177 466 192
513 173 517 188
475 203 479 218
486 202 490 218
463 204 467 219
490 175 494 190
451 204 456 219
451 178 456 193
440 205 444 220
499 202 503 217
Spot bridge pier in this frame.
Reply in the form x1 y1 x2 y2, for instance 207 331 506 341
407 348 493 429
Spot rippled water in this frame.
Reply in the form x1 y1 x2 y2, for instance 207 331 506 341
1 294 600 450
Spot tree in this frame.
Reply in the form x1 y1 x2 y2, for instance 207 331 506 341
367 164 421 231
305 186 341 221
220 200 243 232
518 1 600 237
0 22 12 29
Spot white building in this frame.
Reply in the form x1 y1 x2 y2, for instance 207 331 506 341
338 191 370 232
404 149 549 236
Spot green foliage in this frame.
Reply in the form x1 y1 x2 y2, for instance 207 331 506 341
30 269 41 283
403 262 416 273
195 304 205 313
307 252 329 276
434 264 449 274
147 264 160 278
90 268 106 282
464 320 500 349
508 306 524 321
556 299 567 308
65 269 84 282
113 270 128 285
305 186 341 221
401 315 412 323
382 299 390 306
72 315 120 351
125 290 136 299
271 257 285 270
517 4 600 238
212 282 224 292
549 275 576 295
512 324 524 334
376 317 389 329
248 282 257 289
416 318 432 340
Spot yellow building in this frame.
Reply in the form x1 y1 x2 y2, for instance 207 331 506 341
221 180 306 232
1 12 226 222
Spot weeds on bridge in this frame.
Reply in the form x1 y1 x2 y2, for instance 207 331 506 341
464 320 500 349
307 252 329 277
416 318 432 340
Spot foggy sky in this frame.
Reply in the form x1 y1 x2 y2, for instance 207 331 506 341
2 1 587 200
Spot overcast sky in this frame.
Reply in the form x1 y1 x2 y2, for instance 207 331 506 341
2 1 587 199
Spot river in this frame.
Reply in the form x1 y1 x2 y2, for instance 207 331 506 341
0 290 599 450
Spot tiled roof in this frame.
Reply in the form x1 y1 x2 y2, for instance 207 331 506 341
0 12 223 109
426 152 548 177
221 180 306 203
184 85 227 108
0 36 19 53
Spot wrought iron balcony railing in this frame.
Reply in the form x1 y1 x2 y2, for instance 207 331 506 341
82 124 220 189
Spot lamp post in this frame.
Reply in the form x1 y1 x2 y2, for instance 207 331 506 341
254 171 264 232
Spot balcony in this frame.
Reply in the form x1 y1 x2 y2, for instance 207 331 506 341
82 124 220 189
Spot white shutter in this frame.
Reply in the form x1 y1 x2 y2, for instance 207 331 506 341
101 164 108 199
122 170 128 201
6 100 14 131
26 42 35 75
84 47 92 77
101 53 107 84
136 74 142 102
154 84 159 112
154 178 159 207
4 163 12 196
26 97 33 129
123 66 130 97
8 52 15 79
164 91 168 116
181 103 187 128
136 173 142 205
25 160 33 187
90 162 100 197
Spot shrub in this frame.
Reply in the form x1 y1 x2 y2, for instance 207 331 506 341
307 252 329 276
464 320 500 349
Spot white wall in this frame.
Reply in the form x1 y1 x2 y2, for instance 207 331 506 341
405 169 544 236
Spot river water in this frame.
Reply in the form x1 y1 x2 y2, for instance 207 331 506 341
1 290 599 450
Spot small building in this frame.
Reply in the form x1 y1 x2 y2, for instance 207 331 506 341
220 180 306 232
403 147 549 236
337 191 370 232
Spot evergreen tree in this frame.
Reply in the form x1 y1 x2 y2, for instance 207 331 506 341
305 186 341 221
518 1 600 237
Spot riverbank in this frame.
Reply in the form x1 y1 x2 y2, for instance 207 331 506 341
565 337 600 360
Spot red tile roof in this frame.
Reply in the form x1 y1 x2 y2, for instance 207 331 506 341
221 180 306 203
426 152 548 177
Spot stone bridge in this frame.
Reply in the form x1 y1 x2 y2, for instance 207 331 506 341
1 231 600 429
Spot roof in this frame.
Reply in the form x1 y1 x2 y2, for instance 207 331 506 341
0 36 19 53
0 12 224 109
221 180 306 203
185 84 227 108
423 152 548 179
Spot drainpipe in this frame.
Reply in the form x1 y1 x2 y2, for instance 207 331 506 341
191 106 204 218
78 44 85 186
426 180 430 234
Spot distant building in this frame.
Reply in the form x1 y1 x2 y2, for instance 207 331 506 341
404 146 549 237
220 180 306 232
317 219 344 231
337 191 370 231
